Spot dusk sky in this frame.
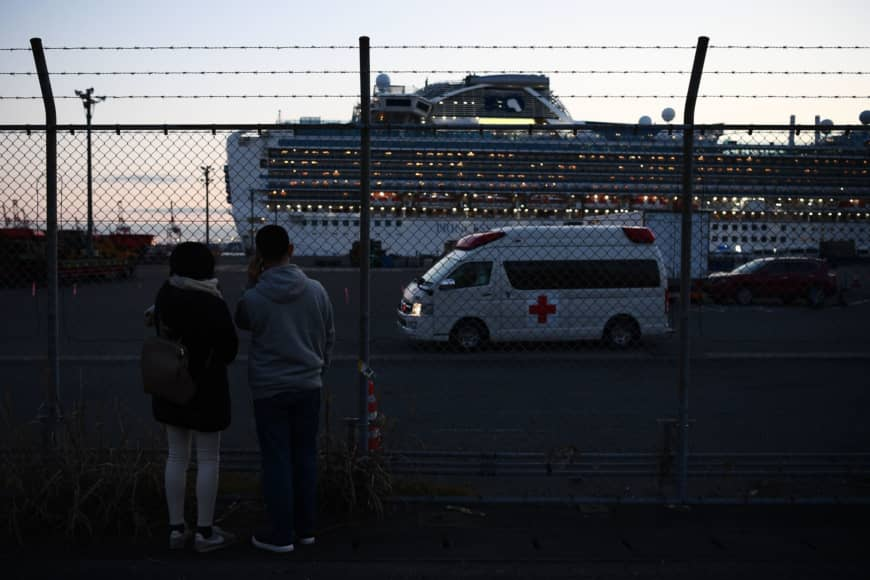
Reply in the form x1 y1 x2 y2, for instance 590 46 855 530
1 0 868 125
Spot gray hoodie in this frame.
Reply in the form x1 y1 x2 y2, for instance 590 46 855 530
235 264 335 400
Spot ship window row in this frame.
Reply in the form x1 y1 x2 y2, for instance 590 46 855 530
713 223 770 231
712 235 788 243
267 147 868 168
262 164 870 182
266 147 868 165
262 159 867 178
265 175 677 186
710 230 870 243
262 176 870 192
296 219 404 228
708 223 870 232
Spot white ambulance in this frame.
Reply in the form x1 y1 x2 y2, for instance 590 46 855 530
397 225 671 349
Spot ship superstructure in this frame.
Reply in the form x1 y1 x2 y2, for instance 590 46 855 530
226 74 870 261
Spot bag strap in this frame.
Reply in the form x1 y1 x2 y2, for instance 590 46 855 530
154 301 162 337
154 301 182 342
154 297 214 368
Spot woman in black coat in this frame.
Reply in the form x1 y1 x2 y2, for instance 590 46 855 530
151 242 238 553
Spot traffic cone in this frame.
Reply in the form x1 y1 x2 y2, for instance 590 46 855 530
367 378 381 452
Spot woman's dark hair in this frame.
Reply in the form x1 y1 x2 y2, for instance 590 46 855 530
255 225 290 261
169 242 215 280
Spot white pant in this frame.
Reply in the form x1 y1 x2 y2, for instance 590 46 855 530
164 425 221 528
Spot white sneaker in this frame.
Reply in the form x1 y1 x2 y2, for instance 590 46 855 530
252 534 295 553
194 526 236 553
169 528 191 550
298 536 316 546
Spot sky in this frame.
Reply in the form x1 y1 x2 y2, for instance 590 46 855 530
1 0 869 126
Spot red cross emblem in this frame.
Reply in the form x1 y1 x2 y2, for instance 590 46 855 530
528 295 557 324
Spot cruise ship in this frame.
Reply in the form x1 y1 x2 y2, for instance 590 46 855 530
225 73 870 263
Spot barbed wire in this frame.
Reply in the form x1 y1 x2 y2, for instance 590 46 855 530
3 69 869 76
2 94 868 100
3 44 870 51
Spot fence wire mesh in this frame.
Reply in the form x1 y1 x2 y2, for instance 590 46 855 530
1 121 869 496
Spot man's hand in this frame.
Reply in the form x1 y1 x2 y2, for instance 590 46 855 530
247 254 263 286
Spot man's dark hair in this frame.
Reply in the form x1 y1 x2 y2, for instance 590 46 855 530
169 242 214 280
256 225 291 261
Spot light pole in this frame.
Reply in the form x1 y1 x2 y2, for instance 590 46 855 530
201 165 211 246
75 88 105 256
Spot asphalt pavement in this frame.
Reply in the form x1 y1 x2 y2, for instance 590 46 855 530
4 502 869 579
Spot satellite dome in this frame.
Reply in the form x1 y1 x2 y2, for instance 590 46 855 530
638 115 652 126
820 118 833 134
375 73 391 91
859 110 870 125
661 107 676 122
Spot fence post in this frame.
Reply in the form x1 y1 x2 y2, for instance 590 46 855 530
30 37 62 450
358 35 372 453
676 36 708 502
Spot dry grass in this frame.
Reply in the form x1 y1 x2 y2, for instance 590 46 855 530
318 433 393 519
0 394 165 544
1 390 395 545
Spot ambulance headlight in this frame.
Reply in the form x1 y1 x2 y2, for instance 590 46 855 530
410 302 433 317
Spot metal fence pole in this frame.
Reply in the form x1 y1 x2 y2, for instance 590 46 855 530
358 35 372 453
201 165 211 245
677 36 709 502
248 189 255 254
30 37 62 450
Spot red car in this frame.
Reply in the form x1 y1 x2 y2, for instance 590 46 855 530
704 257 838 308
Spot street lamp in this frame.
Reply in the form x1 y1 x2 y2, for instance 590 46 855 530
201 165 212 246
75 88 105 256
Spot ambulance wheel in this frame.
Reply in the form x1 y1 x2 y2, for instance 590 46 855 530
603 316 639 349
451 319 488 351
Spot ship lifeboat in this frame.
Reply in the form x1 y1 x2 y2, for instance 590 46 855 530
415 193 459 210
628 195 670 211
469 193 514 210
672 197 701 211
838 199 865 212
581 194 620 210
371 191 402 207
525 194 567 211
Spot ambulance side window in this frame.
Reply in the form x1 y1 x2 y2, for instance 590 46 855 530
504 260 660 289
448 261 493 289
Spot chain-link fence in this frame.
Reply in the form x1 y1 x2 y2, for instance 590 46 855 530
2 123 868 491
3 34 870 499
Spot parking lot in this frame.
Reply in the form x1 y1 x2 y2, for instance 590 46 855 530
2 263 869 468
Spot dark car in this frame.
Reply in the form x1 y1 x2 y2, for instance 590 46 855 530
704 257 837 308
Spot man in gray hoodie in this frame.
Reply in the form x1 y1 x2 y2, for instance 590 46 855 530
235 225 335 553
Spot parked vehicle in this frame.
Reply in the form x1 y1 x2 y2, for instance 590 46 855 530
397 225 672 350
703 257 837 307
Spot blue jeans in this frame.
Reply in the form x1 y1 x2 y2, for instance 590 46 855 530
253 388 321 544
